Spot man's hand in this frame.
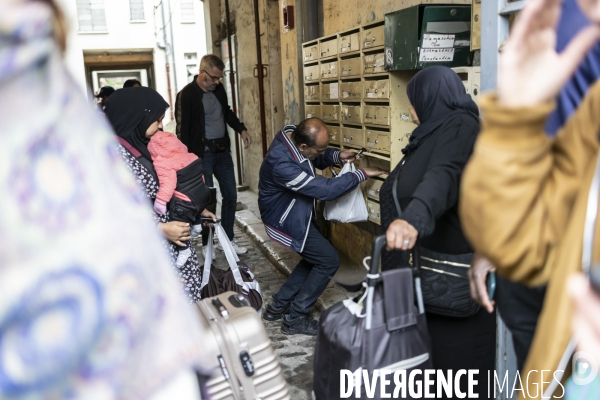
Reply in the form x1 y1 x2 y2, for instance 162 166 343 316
468 253 496 313
386 219 418 251
340 150 356 163
497 0 600 107
241 130 251 149
362 166 388 177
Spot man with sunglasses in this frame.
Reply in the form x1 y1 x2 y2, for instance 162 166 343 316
176 54 251 255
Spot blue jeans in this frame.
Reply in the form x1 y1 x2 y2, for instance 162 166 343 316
202 150 237 242
272 223 340 319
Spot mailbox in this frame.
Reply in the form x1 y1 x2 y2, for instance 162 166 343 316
367 199 381 224
365 179 384 201
362 25 385 49
320 38 338 59
364 106 390 126
321 105 340 122
366 129 391 154
305 104 321 119
364 79 390 99
321 83 340 101
340 32 360 54
340 57 362 78
341 105 362 125
320 61 338 80
304 64 319 82
327 124 341 145
342 126 365 148
384 5 473 70
340 81 363 101
364 53 385 75
304 85 320 101
303 43 318 63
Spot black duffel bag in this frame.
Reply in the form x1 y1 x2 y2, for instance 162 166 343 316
313 236 433 400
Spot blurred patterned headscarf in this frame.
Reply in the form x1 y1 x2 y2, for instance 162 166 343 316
0 1 211 399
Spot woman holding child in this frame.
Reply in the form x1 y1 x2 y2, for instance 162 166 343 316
105 87 215 302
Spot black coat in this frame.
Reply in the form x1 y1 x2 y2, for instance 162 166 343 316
380 113 479 270
175 76 247 159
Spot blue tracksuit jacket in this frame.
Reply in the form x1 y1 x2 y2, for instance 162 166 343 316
258 125 368 252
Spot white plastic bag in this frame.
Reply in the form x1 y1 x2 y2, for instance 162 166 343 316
323 162 369 222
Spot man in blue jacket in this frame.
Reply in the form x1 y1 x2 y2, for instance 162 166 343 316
258 118 386 335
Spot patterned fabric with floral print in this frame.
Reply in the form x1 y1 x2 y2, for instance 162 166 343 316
117 144 203 302
0 2 211 399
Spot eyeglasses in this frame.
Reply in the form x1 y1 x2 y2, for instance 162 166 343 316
203 69 223 83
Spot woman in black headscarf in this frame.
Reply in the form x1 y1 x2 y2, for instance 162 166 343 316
105 87 206 302
379 66 495 398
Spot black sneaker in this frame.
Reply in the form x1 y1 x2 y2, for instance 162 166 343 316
262 302 290 321
281 314 319 336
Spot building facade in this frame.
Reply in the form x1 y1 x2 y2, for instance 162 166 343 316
57 0 208 125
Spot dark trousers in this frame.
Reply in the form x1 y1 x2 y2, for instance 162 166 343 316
201 150 237 243
495 275 547 371
272 223 340 319
426 307 496 399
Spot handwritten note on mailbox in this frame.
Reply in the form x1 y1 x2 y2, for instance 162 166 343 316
419 33 456 62
422 34 455 49
419 48 455 62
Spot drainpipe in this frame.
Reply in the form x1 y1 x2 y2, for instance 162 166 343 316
167 0 178 94
302 0 319 42
160 0 175 120
253 0 268 157
224 0 244 184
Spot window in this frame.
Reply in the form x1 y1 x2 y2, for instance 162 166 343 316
185 53 198 83
76 0 107 32
129 0 145 21
180 0 195 23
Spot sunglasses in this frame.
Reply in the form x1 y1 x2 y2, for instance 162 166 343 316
203 69 223 83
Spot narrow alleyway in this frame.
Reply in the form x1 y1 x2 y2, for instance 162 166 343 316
195 226 317 400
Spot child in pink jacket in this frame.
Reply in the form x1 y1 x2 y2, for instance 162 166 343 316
149 130 211 267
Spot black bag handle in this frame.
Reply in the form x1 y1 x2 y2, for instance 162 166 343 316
367 235 387 287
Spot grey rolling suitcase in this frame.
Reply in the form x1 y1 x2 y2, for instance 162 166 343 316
197 291 291 400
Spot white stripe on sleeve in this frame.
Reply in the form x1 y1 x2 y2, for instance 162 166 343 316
286 171 307 187
292 176 314 191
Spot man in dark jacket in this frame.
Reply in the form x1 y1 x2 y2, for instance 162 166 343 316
259 119 386 335
175 54 251 254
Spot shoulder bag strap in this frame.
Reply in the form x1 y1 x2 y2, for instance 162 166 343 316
391 168 425 314
117 136 158 182
392 170 402 216
117 136 141 157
